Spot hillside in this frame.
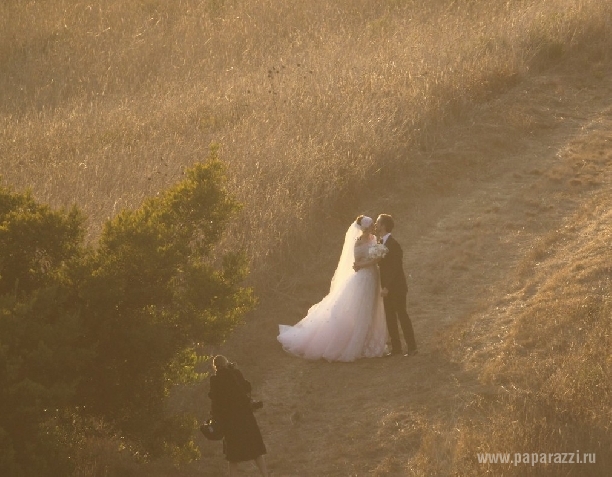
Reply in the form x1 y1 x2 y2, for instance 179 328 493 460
170 60 612 476
2 1 611 475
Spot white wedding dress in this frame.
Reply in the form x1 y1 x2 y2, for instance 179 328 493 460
277 225 388 362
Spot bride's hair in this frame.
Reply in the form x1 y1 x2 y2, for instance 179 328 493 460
355 215 373 230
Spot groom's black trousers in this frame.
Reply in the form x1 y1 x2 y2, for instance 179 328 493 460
383 292 416 353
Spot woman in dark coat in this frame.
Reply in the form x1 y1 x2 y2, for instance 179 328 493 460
209 355 268 477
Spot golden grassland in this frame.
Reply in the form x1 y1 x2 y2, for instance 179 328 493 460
180 66 612 476
2 0 612 475
2 0 611 283
419 114 612 476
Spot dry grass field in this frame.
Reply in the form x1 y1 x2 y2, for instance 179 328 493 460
2 0 612 476
174 63 612 477
2 0 610 277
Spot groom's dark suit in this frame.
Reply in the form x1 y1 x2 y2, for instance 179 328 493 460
379 235 417 354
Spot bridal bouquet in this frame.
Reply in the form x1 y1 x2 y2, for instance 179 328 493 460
368 243 388 259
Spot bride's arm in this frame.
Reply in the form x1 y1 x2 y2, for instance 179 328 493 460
353 235 380 271
353 257 381 271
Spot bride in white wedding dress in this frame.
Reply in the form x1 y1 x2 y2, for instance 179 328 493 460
277 215 388 362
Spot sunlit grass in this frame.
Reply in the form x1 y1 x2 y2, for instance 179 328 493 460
2 1 612 474
2 0 611 285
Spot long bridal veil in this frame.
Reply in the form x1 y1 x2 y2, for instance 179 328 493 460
329 222 361 294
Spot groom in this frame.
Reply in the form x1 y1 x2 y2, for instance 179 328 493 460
375 214 417 357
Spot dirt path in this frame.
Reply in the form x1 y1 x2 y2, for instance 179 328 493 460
187 62 612 476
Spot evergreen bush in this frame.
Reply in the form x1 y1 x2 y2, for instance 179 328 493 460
0 150 254 475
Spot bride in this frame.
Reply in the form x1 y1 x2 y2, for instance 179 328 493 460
277 215 388 362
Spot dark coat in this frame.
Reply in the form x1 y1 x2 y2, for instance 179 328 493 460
209 366 266 462
379 235 408 296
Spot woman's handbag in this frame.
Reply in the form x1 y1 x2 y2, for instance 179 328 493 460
200 418 224 441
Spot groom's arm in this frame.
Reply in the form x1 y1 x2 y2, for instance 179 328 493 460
386 240 404 288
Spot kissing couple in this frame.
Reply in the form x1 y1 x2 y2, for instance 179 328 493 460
277 214 417 362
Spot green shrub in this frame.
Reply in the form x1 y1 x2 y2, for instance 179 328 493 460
74 148 255 455
0 150 255 475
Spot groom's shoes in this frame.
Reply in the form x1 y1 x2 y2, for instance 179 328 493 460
403 349 418 357
384 350 402 357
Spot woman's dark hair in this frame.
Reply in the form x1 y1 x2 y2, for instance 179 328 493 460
378 214 394 232
212 355 228 369
355 214 365 225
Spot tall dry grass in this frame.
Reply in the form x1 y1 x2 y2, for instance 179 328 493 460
452 201 610 476
3 1 612 475
2 0 611 289
414 135 612 476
